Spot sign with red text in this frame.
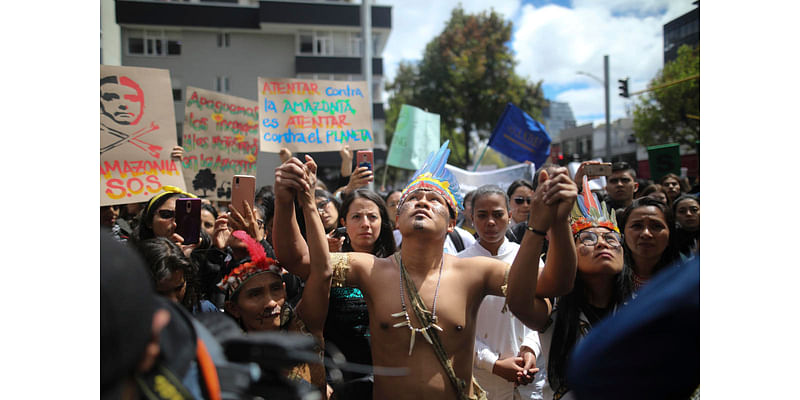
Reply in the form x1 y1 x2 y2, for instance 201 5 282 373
258 78 373 153
100 65 185 206
181 87 259 201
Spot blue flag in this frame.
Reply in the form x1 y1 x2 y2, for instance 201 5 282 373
488 103 551 168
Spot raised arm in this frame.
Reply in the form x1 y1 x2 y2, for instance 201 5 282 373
536 170 578 298
294 156 333 337
273 158 313 280
507 169 576 330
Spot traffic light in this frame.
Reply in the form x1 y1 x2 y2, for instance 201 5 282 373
618 78 629 98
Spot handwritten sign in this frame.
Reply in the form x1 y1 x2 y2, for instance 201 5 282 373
180 87 259 201
258 78 373 153
100 65 185 206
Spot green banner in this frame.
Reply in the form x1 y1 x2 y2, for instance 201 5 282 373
647 143 680 182
386 105 441 170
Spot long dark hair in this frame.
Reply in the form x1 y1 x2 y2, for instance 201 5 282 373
135 237 201 312
339 189 396 257
547 239 634 394
617 197 679 276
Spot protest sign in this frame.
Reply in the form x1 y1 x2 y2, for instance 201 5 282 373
258 78 373 153
386 105 440 170
445 163 536 196
180 87 259 201
100 65 185 206
488 103 551 168
647 143 681 182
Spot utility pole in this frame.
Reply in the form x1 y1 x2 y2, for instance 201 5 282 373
604 55 611 161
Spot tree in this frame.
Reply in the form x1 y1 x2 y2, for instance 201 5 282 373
192 168 217 198
384 6 547 169
632 45 700 147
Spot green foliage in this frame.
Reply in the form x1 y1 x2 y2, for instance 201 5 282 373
384 5 546 169
632 45 700 147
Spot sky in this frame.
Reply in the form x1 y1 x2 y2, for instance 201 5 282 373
377 0 697 127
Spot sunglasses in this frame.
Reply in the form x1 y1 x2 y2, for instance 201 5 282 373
157 209 175 219
513 197 532 205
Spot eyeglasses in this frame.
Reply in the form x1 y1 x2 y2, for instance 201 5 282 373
316 199 331 213
257 218 264 228
513 197 532 205
574 231 622 248
157 209 175 219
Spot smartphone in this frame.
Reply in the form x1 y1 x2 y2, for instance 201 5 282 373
356 150 374 172
231 175 256 213
332 226 347 239
584 163 612 177
175 198 201 244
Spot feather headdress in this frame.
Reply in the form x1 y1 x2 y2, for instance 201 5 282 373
570 176 619 234
399 141 463 216
217 230 282 298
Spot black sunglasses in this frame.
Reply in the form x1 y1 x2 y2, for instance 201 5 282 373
157 209 175 219
513 197 532 205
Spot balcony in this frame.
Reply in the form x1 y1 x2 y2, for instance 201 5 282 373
296 56 383 76
115 0 391 29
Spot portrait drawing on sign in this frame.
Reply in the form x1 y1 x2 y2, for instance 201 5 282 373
100 75 162 158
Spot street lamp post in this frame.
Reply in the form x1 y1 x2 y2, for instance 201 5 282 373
576 55 612 161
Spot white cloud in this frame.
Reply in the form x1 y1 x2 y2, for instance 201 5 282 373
378 0 696 124
379 0 521 102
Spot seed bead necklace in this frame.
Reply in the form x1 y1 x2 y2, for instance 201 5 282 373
391 253 444 356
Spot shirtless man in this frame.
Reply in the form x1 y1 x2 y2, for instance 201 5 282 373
273 151 577 400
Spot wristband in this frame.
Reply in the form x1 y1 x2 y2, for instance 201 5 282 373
526 225 547 236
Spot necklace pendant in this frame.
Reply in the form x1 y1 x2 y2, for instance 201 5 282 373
431 323 444 332
393 320 410 328
391 311 408 318
408 329 416 356
420 327 433 344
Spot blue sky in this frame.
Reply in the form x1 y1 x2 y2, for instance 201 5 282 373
380 0 697 127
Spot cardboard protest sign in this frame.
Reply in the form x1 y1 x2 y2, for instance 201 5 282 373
180 87 259 201
100 65 185 206
258 78 373 153
386 104 441 170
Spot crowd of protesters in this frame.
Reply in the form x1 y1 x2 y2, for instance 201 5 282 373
101 148 699 400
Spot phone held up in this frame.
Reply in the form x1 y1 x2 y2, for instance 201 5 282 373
231 175 256 213
356 150 373 172
175 198 201 244
332 226 347 239
584 163 612 177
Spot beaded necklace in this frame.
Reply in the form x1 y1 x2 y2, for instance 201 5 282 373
391 252 445 356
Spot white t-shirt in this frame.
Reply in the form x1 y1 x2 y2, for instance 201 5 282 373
458 239 545 400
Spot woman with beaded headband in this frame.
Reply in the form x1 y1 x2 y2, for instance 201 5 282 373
537 176 634 400
217 156 333 397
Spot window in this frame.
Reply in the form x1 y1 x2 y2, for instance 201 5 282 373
299 32 313 54
217 33 230 48
316 31 332 55
173 88 183 102
216 76 230 93
127 30 181 56
297 31 336 56
349 32 362 56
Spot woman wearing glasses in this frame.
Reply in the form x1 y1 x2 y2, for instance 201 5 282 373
507 179 534 226
538 177 634 400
